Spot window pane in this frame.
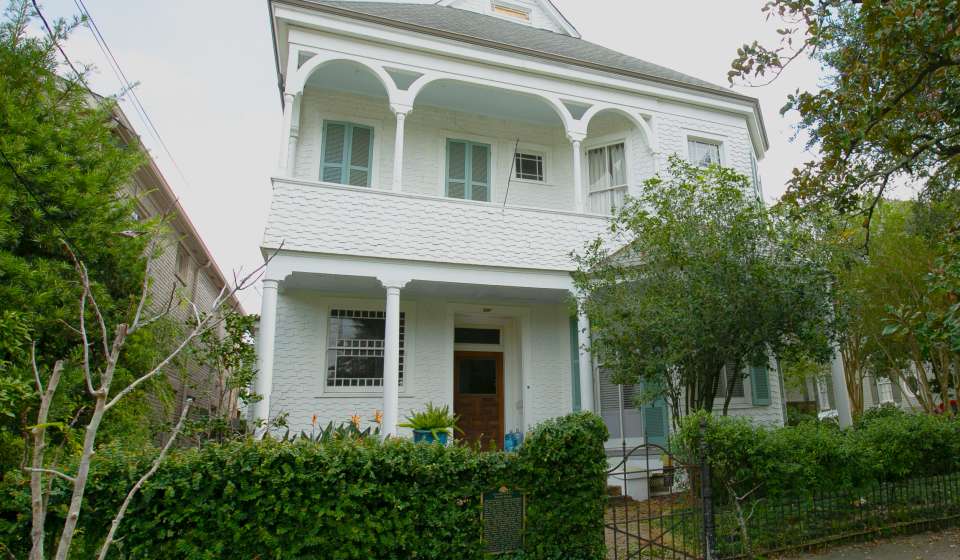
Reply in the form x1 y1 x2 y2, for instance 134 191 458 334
608 143 626 186
448 182 466 199
448 141 466 180
455 328 501 345
323 123 346 164
587 147 608 189
471 144 489 185
459 358 497 394
327 310 405 388
689 140 720 168
515 153 544 181
471 184 489 202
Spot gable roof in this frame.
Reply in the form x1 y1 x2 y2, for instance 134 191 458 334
307 1 737 96
435 0 580 38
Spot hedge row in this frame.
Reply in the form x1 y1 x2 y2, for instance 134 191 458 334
0 412 608 560
675 407 960 501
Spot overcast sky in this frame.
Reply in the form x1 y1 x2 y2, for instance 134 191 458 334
41 0 823 312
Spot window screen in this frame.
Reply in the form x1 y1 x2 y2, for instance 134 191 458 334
326 309 404 389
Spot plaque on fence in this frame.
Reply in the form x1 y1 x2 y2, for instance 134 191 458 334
481 486 525 554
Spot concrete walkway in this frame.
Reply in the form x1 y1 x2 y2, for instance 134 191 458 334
785 528 960 559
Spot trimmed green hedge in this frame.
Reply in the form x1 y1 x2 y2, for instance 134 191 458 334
675 408 960 501
0 412 608 560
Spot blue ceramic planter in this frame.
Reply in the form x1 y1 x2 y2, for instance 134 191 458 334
413 429 449 445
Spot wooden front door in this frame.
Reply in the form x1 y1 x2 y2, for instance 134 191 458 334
453 351 504 450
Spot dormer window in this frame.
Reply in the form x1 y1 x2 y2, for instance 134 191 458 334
493 1 530 22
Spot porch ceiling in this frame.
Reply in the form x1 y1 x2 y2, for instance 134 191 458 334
282 272 570 303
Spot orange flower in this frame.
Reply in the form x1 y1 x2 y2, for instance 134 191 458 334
350 414 361 428
373 410 383 424
311 413 318 427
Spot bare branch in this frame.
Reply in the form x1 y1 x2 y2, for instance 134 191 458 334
97 400 192 560
31 342 42 394
131 233 163 329
29 360 64 560
77 278 95 396
25 467 76 484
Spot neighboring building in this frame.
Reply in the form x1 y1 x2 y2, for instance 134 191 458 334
112 105 244 423
787 372 918 421
255 0 782 450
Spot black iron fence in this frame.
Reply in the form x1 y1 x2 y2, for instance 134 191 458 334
605 421 960 559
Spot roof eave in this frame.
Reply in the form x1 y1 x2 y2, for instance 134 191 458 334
270 0 770 152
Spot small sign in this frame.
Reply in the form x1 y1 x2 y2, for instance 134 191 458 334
482 486 525 554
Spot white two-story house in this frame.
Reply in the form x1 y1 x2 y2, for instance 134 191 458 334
253 0 786 449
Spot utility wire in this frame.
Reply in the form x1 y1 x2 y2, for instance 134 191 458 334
72 0 192 189
30 0 87 85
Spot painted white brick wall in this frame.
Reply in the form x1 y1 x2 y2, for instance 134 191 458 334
263 180 610 271
269 289 575 435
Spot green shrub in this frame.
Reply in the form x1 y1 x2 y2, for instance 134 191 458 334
675 410 960 502
0 412 607 560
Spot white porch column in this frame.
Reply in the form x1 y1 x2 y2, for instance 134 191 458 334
569 133 586 213
830 346 853 428
277 92 296 176
391 104 412 192
286 94 302 175
380 277 409 437
576 309 595 412
253 279 280 438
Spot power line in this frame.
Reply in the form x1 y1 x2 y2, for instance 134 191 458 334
71 0 192 190
30 0 86 84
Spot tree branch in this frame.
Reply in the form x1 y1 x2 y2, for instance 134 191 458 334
25 467 76 484
28 360 64 560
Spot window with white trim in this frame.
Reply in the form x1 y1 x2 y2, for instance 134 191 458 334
326 309 405 389
717 361 745 399
514 152 545 182
587 142 627 191
688 139 721 168
321 121 374 187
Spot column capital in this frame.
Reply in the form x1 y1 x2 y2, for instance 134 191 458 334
567 131 587 144
262 278 280 290
378 275 412 290
391 103 414 117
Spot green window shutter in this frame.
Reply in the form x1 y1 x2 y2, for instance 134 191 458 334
569 318 581 411
446 139 490 201
640 380 669 447
751 364 771 406
321 121 373 186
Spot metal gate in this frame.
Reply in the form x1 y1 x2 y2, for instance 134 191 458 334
605 420 717 560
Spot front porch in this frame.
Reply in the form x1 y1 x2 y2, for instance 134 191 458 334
252 251 598 440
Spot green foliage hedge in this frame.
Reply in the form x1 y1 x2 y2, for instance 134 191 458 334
675 409 960 501
0 412 608 560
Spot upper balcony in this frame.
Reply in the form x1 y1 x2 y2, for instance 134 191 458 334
277 54 666 202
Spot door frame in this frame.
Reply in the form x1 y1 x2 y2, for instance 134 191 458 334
453 350 505 449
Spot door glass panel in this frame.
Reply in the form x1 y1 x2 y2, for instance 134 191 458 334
459 358 497 394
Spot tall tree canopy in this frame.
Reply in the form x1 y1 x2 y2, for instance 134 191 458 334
0 1 154 469
573 157 833 417
730 0 960 220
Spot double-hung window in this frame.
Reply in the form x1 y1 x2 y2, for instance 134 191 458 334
586 142 627 191
688 139 721 168
446 139 491 202
326 309 405 389
717 361 745 399
321 121 374 187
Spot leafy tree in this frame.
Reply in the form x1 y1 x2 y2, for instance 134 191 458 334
829 200 936 415
573 157 833 418
730 0 960 219
0 1 161 475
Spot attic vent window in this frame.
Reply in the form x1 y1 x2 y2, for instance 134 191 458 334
493 2 530 22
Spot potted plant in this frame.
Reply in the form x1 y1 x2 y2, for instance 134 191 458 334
399 403 463 445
